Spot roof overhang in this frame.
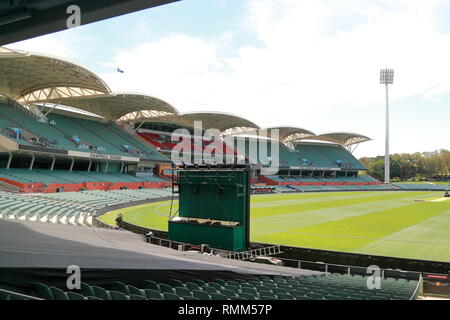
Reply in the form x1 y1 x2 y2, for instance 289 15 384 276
0 0 180 46
0 47 110 103
125 111 260 133
41 92 178 120
225 126 315 147
299 132 371 147
265 126 316 143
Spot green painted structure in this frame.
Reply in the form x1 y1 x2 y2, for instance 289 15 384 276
168 165 251 251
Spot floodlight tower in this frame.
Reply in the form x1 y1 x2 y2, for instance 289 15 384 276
380 68 394 184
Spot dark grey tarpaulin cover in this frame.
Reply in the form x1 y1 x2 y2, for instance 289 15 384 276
0 220 322 292
0 220 319 275
0 219 232 270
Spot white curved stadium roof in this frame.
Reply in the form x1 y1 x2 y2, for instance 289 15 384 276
299 132 372 146
0 47 110 103
129 111 260 132
42 92 178 120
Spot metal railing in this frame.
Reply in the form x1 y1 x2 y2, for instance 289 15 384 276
272 256 421 279
410 275 424 300
219 245 282 260
146 235 190 251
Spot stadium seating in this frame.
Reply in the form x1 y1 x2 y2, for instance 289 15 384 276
0 169 170 192
234 139 301 167
138 131 237 156
273 174 450 194
0 188 172 226
0 102 167 161
137 132 177 151
393 183 449 191
47 114 167 161
281 184 396 193
0 102 75 149
295 144 365 170
0 274 420 300
232 138 367 171
263 175 382 187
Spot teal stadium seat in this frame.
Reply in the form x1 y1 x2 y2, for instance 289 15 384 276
1 274 421 301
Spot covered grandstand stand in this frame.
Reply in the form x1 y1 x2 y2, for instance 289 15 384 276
0 48 173 191
229 132 373 188
293 142 367 170
0 46 380 193
0 0 179 46
0 96 169 160
132 111 260 164
232 136 368 170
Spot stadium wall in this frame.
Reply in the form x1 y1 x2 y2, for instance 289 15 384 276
0 178 169 193
268 244 450 275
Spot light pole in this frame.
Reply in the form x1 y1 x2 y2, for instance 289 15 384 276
380 68 394 184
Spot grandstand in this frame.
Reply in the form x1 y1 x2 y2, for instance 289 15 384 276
0 189 171 226
0 47 388 194
0 48 177 193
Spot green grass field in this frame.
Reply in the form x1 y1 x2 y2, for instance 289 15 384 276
99 191 450 262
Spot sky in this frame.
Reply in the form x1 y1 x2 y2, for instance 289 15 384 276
6 0 450 158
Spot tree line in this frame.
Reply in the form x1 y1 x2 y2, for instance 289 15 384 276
359 149 449 182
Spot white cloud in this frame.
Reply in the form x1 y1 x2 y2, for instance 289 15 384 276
6 33 72 58
5 25 100 64
101 34 227 108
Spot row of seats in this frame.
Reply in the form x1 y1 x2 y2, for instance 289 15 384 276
0 102 167 161
233 138 366 170
48 114 167 161
0 169 167 185
283 183 447 192
0 103 75 150
274 184 396 193
393 183 449 191
0 188 172 226
0 191 95 226
234 139 302 168
3 274 419 300
138 131 237 156
267 175 380 184
295 144 364 170
286 184 396 192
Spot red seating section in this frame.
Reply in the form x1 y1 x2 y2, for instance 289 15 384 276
137 132 237 155
0 177 170 193
258 176 381 186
